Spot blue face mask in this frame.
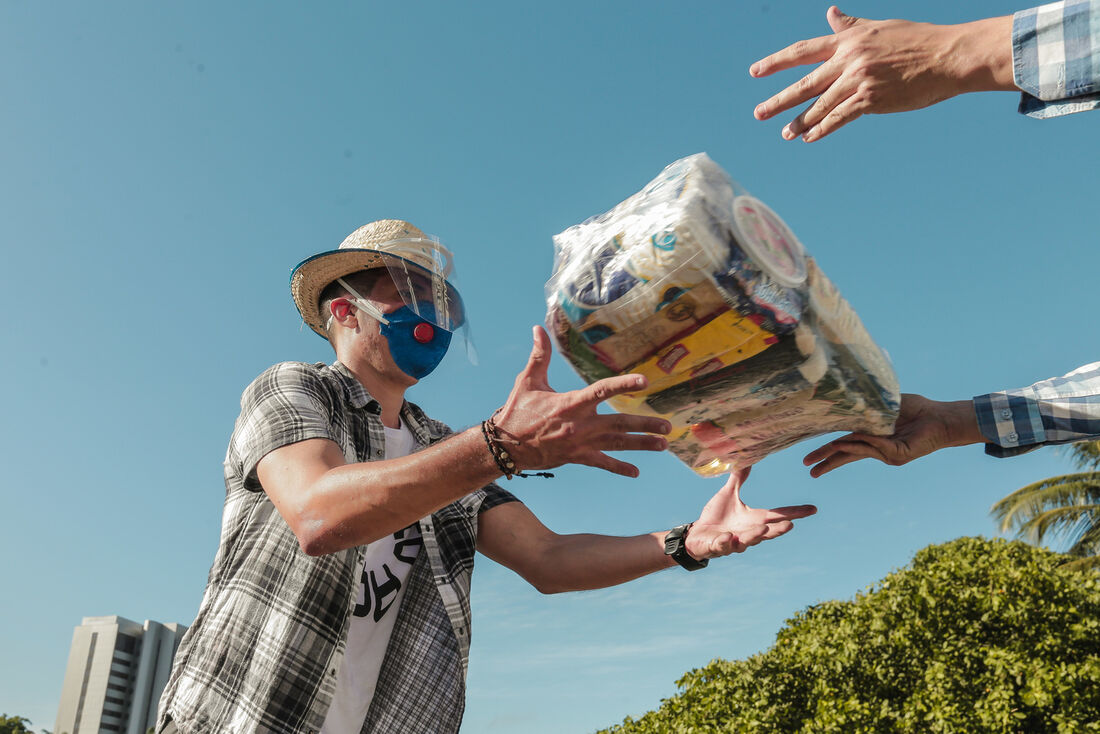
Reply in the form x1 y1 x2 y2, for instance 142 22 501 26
377 304 453 379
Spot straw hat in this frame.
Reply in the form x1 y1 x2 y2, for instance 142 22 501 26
291 219 454 337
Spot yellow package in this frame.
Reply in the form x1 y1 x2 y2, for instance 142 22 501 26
628 310 779 390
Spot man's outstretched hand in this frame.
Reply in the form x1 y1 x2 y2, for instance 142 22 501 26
750 6 1014 142
685 468 817 560
493 326 672 478
802 393 985 477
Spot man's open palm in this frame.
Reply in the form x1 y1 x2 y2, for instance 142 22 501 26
686 468 817 560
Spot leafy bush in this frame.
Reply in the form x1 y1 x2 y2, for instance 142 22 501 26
0 716 34 734
601 538 1100 733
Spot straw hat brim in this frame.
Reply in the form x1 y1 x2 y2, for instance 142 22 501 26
291 249 418 338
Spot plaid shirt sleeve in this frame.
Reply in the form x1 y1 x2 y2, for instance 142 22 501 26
973 361 1100 457
1013 0 1100 118
231 362 340 491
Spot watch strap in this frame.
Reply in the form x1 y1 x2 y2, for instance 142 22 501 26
664 523 708 571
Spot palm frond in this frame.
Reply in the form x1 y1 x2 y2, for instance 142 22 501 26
991 472 1100 533
1013 503 1100 549
1067 519 1100 559
1065 440 1100 470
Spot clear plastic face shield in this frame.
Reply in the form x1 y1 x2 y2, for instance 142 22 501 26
337 237 477 372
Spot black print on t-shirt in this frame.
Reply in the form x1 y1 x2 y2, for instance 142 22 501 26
352 526 424 622
356 564 401 622
393 526 423 563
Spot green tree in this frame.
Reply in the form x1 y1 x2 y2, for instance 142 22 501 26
0 715 34 734
599 537 1100 734
993 440 1100 571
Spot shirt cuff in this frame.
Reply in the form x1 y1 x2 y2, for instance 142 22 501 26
973 391 1047 458
1012 0 1100 117
1018 91 1100 117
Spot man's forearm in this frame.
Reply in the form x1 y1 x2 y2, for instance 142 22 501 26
522 531 677 594
479 476 813 591
264 427 503 555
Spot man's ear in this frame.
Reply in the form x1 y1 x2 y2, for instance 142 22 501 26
329 298 357 328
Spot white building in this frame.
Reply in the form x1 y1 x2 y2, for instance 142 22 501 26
55 615 187 734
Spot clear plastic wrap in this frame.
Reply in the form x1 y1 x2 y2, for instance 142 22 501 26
546 153 900 476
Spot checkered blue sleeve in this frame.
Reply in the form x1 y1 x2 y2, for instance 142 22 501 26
973 361 1100 457
1013 0 1100 118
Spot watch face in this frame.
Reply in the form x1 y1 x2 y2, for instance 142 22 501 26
664 524 707 570
664 525 685 554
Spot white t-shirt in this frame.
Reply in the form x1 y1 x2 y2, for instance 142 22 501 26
321 420 422 734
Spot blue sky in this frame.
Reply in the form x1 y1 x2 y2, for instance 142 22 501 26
2 1 1096 731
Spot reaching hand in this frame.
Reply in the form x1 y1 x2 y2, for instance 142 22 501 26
750 6 1014 142
492 326 672 478
685 468 817 560
802 393 984 477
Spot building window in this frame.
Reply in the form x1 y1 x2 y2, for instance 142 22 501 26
115 633 137 654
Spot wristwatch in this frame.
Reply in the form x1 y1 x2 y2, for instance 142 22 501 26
664 523 708 571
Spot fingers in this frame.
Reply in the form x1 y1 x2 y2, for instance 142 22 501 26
708 524 768 555
576 373 650 407
572 425 669 477
755 60 842 122
752 5 871 139
802 432 878 465
808 452 863 478
782 69 859 139
761 520 795 540
750 34 836 81
826 6 863 33
588 412 672 438
689 511 812 559
809 437 894 461
698 528 755 556
763 504 818 522
587 432 668 453
716 465 752 496
798 92 866 142
520 325 552 389
805 441 890 478
749 6 865 81
575 452 640 479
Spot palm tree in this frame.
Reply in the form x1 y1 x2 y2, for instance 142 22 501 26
991 440 1100 571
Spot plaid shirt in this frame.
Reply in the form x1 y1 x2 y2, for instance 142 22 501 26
158 361 516 734
1014 0 1100 118
974 361 1100 457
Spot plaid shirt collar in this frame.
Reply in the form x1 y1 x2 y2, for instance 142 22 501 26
331 361 376 410
329 360 440 445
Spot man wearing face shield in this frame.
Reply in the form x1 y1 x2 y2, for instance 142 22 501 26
156 219 816 734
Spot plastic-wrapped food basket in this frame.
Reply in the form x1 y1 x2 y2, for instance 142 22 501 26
546 153 900 476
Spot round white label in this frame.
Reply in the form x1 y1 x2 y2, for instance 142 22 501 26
732 196 807 288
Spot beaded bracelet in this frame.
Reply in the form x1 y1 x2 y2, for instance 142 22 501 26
481 415 554 480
